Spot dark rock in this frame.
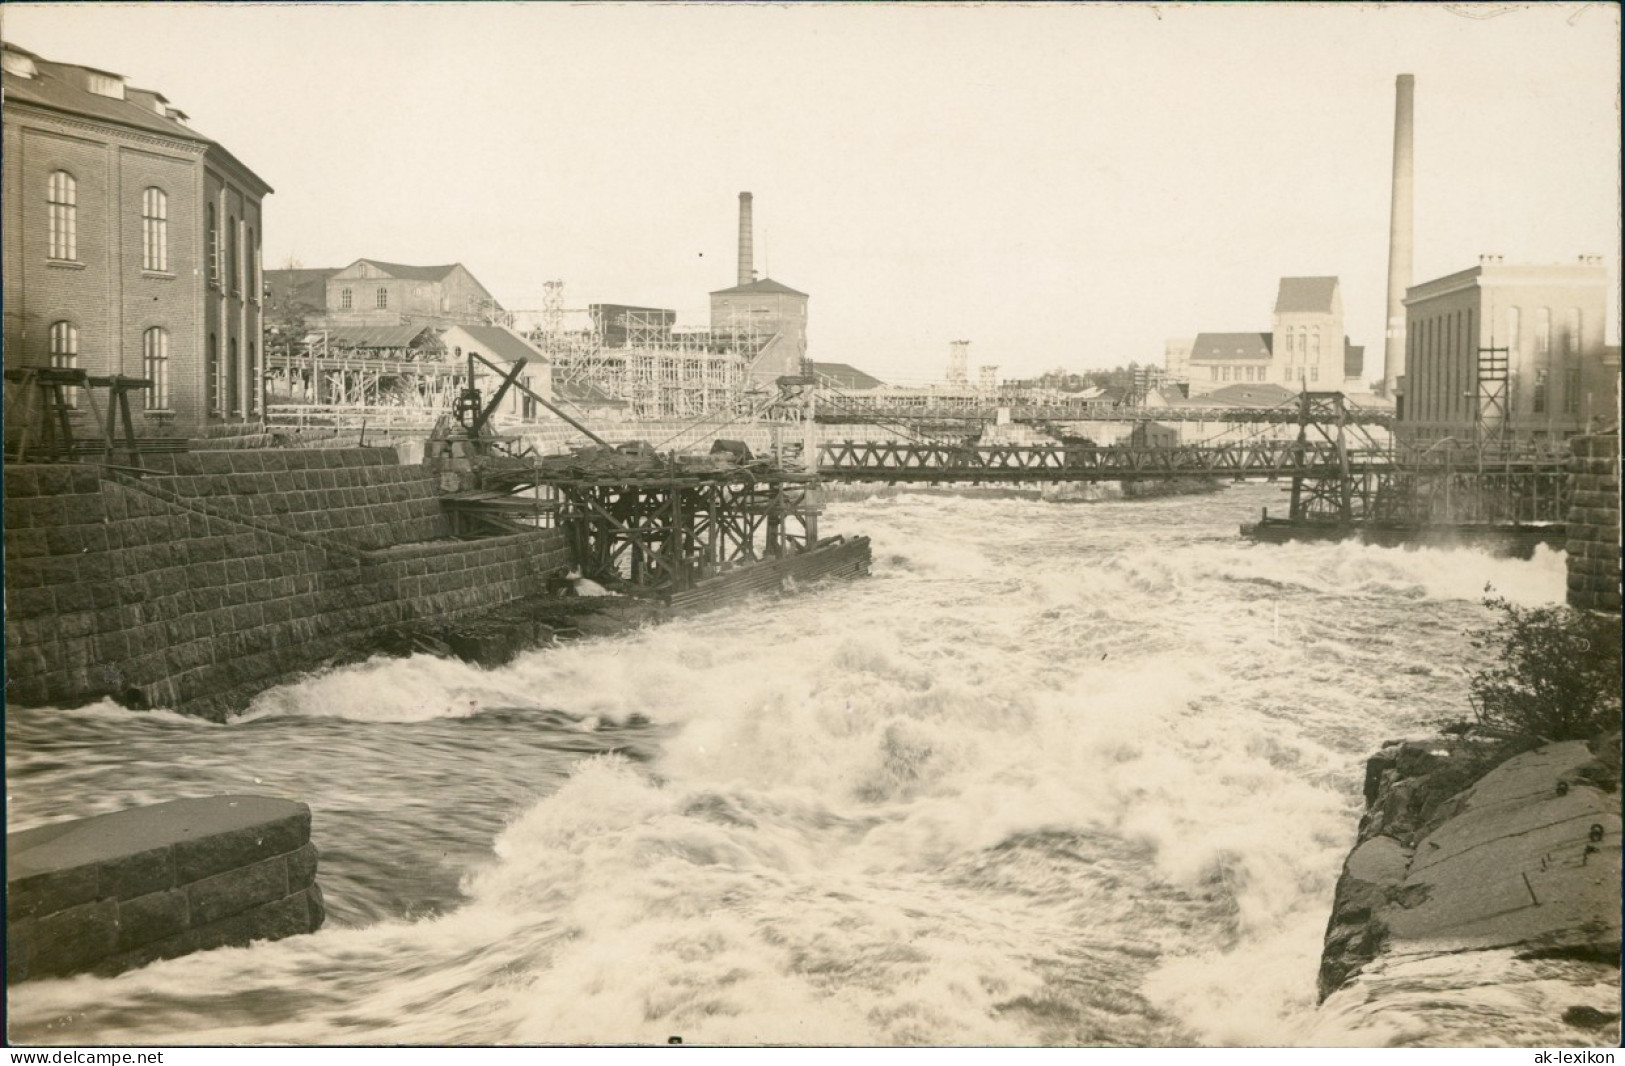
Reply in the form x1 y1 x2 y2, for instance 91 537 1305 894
1562 1005 1621 1029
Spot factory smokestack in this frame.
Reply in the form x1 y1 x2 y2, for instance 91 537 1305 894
737 192 755 287
1382 74 1415 395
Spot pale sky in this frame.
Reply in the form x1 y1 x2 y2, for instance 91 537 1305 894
3 2 1619 384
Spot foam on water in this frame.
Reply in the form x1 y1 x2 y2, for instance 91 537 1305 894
5 484 1577 1046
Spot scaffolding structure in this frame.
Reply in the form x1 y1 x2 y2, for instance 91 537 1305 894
264 330 465 416
522 283 773 421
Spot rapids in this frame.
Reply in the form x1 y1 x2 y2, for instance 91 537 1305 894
4 483 1575 1046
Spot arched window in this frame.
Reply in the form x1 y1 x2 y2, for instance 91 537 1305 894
1310 329 1321 362
207 333 220 415
376 286 389 310
49 320 79 408
142 187 168 271
143 328 170 410
341 287 353 310
47 171 77 260
207 204 219 284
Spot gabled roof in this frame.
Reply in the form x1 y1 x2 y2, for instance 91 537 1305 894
812 361 885 390
1275 277 1340 314
710 277 808 297
305 325 435 349
1190 332 1273 362
345 260 463 283
445 325 543 366
1194 382 1299 408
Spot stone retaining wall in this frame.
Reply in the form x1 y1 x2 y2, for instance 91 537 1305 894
6 796 322 983
3 448 571 719
1566 432 1621 613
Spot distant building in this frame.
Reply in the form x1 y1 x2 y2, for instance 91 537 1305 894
264 267 340 332
1184 277 1365 397
588 304 677 348
2 41 272 434
709 277 808 388
1187 333 1273 396
811 362 885 390
1163 338 1194 384
265 259 503 330
1399 256 1614 443
1273 277 1355 390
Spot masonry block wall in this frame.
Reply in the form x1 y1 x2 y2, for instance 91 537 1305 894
7 796 321 983
4 448 572 720
1566 432 1621 613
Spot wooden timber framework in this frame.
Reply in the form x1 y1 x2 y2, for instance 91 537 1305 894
477 457 822 595
431 354 849 601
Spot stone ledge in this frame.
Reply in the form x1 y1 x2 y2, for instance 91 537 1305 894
5 796 323 984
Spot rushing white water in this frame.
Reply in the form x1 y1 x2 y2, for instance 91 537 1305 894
5 483 1582 1046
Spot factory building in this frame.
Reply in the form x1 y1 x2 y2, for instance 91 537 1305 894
1398 255 1614 444
2 41 272 435
709 192 809 389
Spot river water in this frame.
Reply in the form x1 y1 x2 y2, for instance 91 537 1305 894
4 483 1591 1046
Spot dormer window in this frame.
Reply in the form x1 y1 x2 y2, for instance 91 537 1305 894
1 49 38 78
85 71 125 99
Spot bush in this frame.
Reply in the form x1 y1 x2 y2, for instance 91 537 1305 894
1467 592 1622 742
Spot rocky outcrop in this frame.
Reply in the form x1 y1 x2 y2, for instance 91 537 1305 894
1320 738 1621 1003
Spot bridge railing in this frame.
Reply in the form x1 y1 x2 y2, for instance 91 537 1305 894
815 439 1396 482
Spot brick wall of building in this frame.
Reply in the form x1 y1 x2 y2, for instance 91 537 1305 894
3 448 572 720
1566 432 1621 613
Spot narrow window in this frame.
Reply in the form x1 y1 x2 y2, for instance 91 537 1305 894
228 216 239 296
207 334 220 414
47 171 77 260
143 327 170 410
49 320 79 407
1532 368 1548 414
1535 307 1550 356
377 287 389 310
207 204 219 284
248 226 260 300
228 338 241 417
341 288 353 310
141 187 168 271
248 342 258 415
1505 307 1520 357
1563 368 1581 416
1567 308 1582 355
1310 366 1319 382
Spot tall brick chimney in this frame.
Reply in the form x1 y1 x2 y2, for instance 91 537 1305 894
1383 74 1415 395
737 192 755 287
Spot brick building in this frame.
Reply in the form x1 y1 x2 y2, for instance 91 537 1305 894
709 277 808 388
1398 256 1614 444
311 260 501 329
2 42 272 436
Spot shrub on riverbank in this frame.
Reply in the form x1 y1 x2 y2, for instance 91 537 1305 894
1467 593 1622 744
